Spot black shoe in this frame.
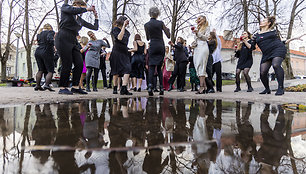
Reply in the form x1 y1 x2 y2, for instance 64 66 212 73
148 87 154 96
120 86 132 95
275 88 284 96
71 88 88 94
259 89 271 94
108 84 112 89
137 88 141 92
179 88 184 92
168 85 173 92
34 86 45 91
160 88 164 95
207 89 215 93
58 88 73 95
113 86 118 94
44 85 55 92
154 88 159 92
93 88 98 92
133 87 137 92
247 87 254 92
86 88 91 92
234 87 241 92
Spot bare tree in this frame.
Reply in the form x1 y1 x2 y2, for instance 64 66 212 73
0 0 23 81
22 0 56 78
153 0 209 43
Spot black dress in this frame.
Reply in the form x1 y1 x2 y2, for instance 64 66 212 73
252 30 287 64
110 27 131 76
235 40 254 69
130 42 145 79
144 18 167 66
35 30 55 73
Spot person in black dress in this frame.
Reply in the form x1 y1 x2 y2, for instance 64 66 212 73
99 46 108 89
110 16 132 95
234 31 255 92
55 0 98 95
129 34 147 92
144 7 170 96
34 23 55 92
168 37 188 92
205 32 217 93
251 16 303 95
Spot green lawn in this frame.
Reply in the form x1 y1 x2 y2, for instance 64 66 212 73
0 83 6 87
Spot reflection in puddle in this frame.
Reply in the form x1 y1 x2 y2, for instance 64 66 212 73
0 98 305 173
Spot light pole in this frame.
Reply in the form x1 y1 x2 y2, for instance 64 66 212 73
14 33 21 79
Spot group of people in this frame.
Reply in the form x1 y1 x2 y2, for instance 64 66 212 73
34 0 302 96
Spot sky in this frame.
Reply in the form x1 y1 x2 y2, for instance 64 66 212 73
2 0 306 52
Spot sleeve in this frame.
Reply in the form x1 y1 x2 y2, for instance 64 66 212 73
174 43 183 49
250 34 257 50
98 40 110 48
235 50 240 58
196 27 210 41
47 31 55 45
61 4 87 15
80 18 99 31
162 22 170 39
144 24 150 41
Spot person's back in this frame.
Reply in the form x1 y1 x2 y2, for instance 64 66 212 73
144 19 163 40
135 41 145 55
37 30 55 50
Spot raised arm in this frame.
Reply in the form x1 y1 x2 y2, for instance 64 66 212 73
285 34 305 44
144 24 150 41
79 18 99 31
117 20 129 41
162 22 170 39
61 4 87 15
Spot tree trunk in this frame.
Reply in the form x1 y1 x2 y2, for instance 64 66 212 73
25 0 32 79
282 0 299 79
264 0 270 16
111 0 118 43
170 0 178 43
242 0 248 31
0 0 3 81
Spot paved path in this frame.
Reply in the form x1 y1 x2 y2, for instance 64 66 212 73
0 79 305 107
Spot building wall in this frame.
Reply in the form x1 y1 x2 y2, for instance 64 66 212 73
290 55 306 76
16 46 38 79
0 44 16 78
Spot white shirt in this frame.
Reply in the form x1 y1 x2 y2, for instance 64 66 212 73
212 36 222 64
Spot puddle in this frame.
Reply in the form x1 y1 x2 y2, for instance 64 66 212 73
0 98 305 173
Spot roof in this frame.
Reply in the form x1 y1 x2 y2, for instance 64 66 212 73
218 36 306 57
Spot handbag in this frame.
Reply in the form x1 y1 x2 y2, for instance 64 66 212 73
165 58 175 71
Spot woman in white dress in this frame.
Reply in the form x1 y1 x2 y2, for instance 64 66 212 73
192 15 210 94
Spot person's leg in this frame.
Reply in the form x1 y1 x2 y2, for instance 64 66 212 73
168 63 179 91
178 62 187 91
243 68 253 92
102 68 108 88
197 76 207 94
120 74 132 95
235 69 242 92
108 74 113 88
215 62 222 92
71 48 84 89
57 46 73 89
86 67 93 92
35 71 44 90
132 77 137 90
93 68 99 91
157 64 164 95
79 73 86 89
259 61 272 94
148 65 155 96
112 74 118 94
272 57 285 95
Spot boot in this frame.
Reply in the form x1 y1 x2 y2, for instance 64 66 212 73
246 79 253 92
120 86 132 95
168 84 173 91
148 84 154 96
234 81 241 92
275 86 284 96
159 86 164 95
191 83 194 91
259 88 271 94
113 86 118 94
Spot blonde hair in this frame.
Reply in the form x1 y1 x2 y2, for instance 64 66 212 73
198 15 209 32
38 23 53 34
72 0 87 6
80 36 89 46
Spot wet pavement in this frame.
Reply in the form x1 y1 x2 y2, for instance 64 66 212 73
0 97 305 173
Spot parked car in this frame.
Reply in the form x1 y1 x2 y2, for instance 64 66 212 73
294 75 306 79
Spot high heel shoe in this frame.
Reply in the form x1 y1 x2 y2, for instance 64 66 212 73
259 89 271 94
34 86 45 91
43 85 55 92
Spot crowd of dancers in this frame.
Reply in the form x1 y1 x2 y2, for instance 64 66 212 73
34 0 303 96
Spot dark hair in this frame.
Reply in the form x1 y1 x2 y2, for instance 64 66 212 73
177 37 184 44
267 16 276 29
238 31 251 50
209 32 218 51
72 0 86 6
115 16 127 27
134 34 141 41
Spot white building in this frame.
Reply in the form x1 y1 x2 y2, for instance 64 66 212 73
16 46 38 79
0 44 16 79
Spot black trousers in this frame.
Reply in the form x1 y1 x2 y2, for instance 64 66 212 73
206 55 214 90
55 30 82 87
168 62 188 89
148 65 163 89
212 61 222 91
98 68 108 88
87 67 99 89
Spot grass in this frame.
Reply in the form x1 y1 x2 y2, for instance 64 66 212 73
0 83 6 87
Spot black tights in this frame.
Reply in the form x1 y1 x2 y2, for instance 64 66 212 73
236 68 252 88
148 65 163 89
260 57 284 90
86 67 99 89
36 71 53 87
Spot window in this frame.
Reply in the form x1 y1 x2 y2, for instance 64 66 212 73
23 63 26 72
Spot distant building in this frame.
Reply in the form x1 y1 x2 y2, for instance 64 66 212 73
290 47 306 77
0 44 16 79
16 46 38 79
